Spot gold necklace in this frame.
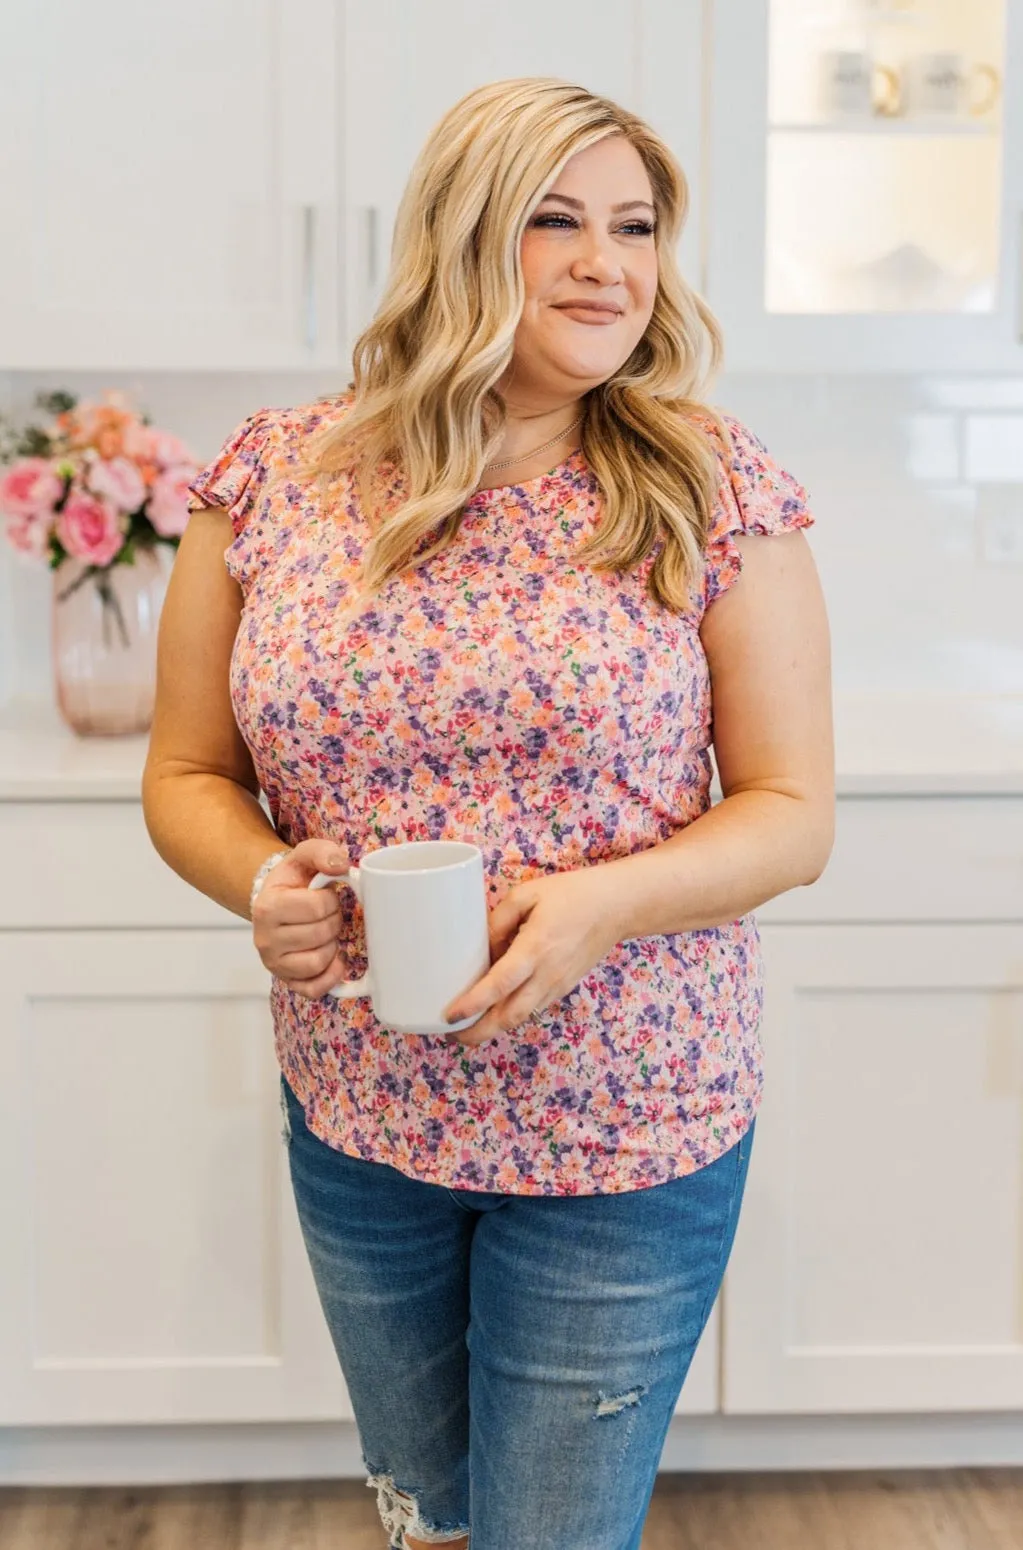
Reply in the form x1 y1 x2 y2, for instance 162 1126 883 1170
483 414 583 471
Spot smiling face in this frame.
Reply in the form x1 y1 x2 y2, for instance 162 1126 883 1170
506 134 660 404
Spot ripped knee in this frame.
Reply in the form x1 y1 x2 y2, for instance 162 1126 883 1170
406 1536 470 1550
365 1468 469 1548
594 1383 647 1418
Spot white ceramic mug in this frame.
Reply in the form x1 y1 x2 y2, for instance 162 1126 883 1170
820 49 900 120
906 52 1000 119
308 840 491 1035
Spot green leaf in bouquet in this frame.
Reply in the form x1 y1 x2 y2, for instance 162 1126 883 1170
36 390 77 416
52 467 73 514
18 426 53 458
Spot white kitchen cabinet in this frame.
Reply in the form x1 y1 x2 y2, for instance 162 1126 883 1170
725 792 1023 1414
341 0 705 354
16 0 1023 378
0 0 340 370
4 761 1023 1443
707 0 1023 371
0 786 719 1425
0 917 718 1423
1 0 703 371
0 929 351 1425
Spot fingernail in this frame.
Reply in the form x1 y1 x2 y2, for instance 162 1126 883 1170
329 853 346 868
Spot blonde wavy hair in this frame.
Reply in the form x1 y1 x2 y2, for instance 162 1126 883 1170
299 76 727 613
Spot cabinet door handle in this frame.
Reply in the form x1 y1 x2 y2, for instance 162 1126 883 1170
302 203 317 354
365 205 379 291
1018 210 1023 343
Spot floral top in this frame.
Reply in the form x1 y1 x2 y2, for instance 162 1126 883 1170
188 393 813 1195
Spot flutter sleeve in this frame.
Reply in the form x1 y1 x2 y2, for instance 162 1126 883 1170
186 406 280 589
701 414 815 609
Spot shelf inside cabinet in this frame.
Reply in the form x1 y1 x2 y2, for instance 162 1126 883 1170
799 8 925 26
769 120 999 137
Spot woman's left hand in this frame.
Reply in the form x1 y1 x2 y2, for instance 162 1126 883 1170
441 864 629 1046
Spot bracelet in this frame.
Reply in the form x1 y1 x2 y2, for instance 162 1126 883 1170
249 848 293 918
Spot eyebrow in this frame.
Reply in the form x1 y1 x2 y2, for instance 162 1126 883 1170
536 193 657 216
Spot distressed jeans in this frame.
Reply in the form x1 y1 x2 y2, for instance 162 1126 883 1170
281 1073 754 1550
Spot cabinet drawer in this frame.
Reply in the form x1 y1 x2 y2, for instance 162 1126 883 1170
5 796 1021 930
761 797 1023 923
0 804 239 929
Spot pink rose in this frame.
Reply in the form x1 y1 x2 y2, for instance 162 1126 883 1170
5 508 52 558
86 455 147 513
123 425 194 468
148 429 195 468
56 489 127 567
147 464 195 538
121 421 159 462
0 457 64 518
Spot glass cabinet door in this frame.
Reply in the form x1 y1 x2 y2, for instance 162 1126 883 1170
707 0 1023 371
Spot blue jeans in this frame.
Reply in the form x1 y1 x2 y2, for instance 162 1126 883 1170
281 1074 754 1550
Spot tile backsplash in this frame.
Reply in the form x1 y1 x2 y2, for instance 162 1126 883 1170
2 369 1021 708
720 373 1023 696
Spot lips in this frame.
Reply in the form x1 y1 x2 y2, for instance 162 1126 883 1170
552 301 624 327
553 301 623 315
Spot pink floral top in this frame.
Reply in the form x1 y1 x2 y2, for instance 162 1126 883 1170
188 393 813 1195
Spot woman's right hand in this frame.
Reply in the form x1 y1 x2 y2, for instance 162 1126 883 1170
251 839 352 999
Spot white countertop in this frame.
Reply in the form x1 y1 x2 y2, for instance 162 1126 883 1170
1 694 1022 800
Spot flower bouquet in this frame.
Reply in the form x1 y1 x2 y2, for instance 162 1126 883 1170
0 389 199 736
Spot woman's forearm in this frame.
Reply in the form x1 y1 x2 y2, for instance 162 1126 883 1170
605 788 835 940
141 769 289 921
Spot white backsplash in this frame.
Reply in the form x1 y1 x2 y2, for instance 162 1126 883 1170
2 369 1022 708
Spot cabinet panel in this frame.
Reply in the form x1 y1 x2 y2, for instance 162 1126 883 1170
0 0 339 369
759 797 1023 924
724 923 1023 1413
0 804 238 929
0 931 349 1424
342 0 704 351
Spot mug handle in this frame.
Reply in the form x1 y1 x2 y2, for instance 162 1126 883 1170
969 64 1000 118
308 868 371 1000
873 64 901 118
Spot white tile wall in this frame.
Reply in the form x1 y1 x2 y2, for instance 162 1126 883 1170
716 373 1023 695
2 369 1022 707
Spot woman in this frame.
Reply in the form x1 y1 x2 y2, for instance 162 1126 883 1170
143 77 833 1550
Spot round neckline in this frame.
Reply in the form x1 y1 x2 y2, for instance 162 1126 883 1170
467 446 587 504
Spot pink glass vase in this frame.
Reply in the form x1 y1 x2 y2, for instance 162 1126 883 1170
51 545 174 737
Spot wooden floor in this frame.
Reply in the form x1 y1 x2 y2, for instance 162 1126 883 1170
3 1471 1023 1549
